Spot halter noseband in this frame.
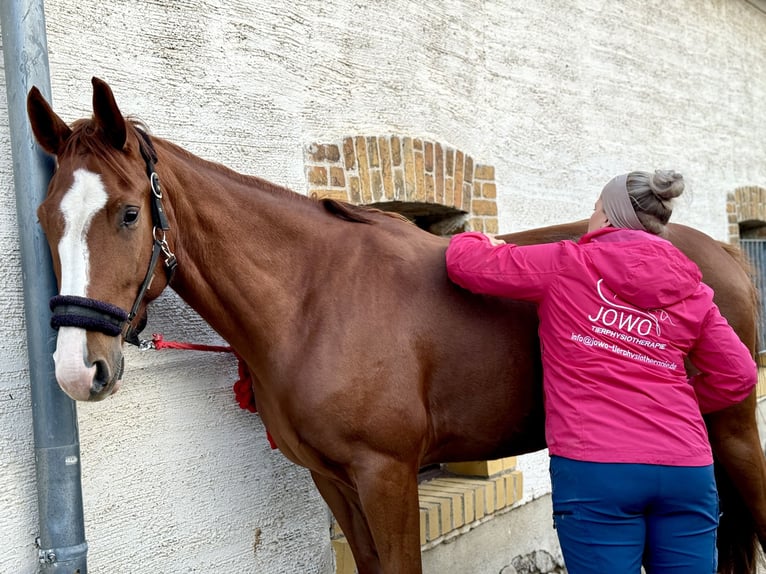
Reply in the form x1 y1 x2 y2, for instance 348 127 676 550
49 130 178 346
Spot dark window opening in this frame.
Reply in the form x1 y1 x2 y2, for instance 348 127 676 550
370 201 469 236
740 220 766 357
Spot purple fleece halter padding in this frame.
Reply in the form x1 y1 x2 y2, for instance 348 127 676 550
50 295 128 337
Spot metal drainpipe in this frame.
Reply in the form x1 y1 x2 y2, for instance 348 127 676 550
1 1 88 572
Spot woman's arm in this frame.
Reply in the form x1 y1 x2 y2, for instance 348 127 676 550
445 231 567 302
688 302 758 414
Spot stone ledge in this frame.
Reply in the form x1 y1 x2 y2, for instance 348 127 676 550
332 469 524 573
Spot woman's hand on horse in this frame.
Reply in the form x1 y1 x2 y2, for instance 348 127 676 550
487 234 506 246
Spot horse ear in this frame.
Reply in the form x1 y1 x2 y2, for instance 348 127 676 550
26 86 73 156
91 77 127 150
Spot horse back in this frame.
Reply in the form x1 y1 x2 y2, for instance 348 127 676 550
501 220 757 353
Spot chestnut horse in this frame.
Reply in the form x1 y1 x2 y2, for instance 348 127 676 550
26 78 765 573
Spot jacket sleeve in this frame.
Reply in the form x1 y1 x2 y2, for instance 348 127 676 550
687 302 758 414
445 232 566 303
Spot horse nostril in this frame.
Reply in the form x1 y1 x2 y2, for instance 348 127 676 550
92 360 110 394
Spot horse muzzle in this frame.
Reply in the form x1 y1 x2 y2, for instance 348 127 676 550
52 326 124 401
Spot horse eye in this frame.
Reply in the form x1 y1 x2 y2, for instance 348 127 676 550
122 207 140 226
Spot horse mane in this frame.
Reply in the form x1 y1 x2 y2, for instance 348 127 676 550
63 119 143 184
68 118 411 228
317 197 411 225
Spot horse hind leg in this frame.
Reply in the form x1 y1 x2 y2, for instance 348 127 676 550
705 393 766 574
310 471 383 574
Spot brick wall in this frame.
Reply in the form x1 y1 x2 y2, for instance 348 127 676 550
728 185 766 243
305 136 499 234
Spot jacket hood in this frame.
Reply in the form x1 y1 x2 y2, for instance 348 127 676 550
579 228 702 309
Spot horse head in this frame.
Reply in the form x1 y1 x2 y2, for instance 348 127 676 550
27 77 175 401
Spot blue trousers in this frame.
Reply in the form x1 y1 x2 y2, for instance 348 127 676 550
550 456 718 574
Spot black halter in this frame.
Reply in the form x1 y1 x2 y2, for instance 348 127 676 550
49 130 177 346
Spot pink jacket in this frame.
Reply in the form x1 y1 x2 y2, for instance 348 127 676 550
446 228 757 466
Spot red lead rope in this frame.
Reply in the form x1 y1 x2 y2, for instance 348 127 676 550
147 333 277 449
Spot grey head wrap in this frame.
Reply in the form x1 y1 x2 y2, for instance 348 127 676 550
600 174 645 231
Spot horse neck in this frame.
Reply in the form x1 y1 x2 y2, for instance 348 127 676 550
154 139 321 357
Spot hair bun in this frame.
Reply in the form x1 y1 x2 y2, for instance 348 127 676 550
649 169 684 201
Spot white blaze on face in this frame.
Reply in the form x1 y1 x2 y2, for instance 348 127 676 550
53 169 108 400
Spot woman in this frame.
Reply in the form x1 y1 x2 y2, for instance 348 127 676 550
445 170 757 573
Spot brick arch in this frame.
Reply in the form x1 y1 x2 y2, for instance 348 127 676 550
727 185 766 243
304 136 498 234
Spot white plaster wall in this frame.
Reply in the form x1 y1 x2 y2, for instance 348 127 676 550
0 38 40 573
2 1 765 572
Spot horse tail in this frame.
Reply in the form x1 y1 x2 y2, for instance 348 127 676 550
716 464 760 574
715 241 762 574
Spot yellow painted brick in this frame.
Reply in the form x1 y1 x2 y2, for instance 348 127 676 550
414 150 425 201
308 143 340 163
419 508 427 545
367 136 380 168
349 176 360 203
453 150 465 208
503 473 516 504
424 141 434 172
434 143 444 203
446 459 505 477
418 485 464 528
379 137 394 199
462 182 472 212
420 500 441 541
483 481 495 514
474 164 495 181
307 166 328 186
355 136 372 203
390 136 402 166
482 182 497 198
371 170 383 201
403 137 415 200
484 218 499 234
757 368 766 398
331 520 343 539
436 478 484 521
332 538 356 574
472 198 497 216
512 470 524 501
492 475 506 510
419 494 451 534
474 484 485 520
424 479 474 523
464 155 474 183
329 166 346 188
343 137 356 170
425 174 434 202
394 169 405 199
503 457 517 471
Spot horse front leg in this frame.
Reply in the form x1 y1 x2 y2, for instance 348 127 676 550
352 455 423 574
705 392 766 572
310 471 382 574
